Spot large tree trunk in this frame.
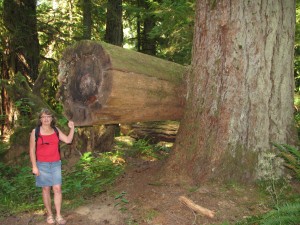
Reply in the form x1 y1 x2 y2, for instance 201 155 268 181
165 0 296 183
58 40 187 126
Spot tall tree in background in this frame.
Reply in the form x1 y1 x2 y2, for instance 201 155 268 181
1 0 39 134
140 0 156 55
165 0 296 183
104 0 123 46
135 0 156 55
82 0 93 40
3 0 40 82
101 0 123 152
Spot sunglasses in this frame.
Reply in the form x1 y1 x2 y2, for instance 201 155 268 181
40 115 52 119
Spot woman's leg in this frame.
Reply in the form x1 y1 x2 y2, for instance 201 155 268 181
53 184 66 224
52 184 62 217
42 186 53 216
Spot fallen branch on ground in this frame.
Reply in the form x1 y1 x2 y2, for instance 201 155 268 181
179 196 215 218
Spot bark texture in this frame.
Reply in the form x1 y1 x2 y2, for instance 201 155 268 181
166 0 296 183
58 40 186 126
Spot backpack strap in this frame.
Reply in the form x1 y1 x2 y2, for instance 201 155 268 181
53 126 59 140
35 126 40 143
53 126 61 154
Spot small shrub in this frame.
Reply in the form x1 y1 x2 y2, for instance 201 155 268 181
63 152 124 199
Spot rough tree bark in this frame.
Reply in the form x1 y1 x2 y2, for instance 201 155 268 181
58 40 187 126
165 0 296 183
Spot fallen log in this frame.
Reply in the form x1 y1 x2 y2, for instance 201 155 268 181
120 121 179 143
179 196 215 218
58 40 187 126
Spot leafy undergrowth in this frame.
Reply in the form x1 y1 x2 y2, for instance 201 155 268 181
0 137 299 225
0 136 169 218
0 151 125 217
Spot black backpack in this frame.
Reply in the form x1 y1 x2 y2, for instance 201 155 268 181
35 126 60 153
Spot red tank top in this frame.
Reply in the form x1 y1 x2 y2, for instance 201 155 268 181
36 132 60 162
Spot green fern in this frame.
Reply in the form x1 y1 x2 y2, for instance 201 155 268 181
260 202 300 225
237 202 300 225
273 143 300 180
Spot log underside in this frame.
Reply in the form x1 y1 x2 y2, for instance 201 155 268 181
120 121 179 143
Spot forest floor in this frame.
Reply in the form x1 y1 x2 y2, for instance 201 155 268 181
1 138 299 225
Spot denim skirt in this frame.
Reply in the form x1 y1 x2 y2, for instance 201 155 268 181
36 160 62 187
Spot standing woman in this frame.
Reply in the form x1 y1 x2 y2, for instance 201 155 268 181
29 108 75 225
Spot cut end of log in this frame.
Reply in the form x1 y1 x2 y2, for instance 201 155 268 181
179 196 215 218
58 40 113 124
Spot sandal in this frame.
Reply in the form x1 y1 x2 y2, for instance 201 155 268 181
56 216 67 225
46 215 55 224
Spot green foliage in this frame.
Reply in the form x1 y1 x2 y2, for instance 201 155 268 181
149 0 195 64
63 152 124 199
241 143 300 225
9 126 32 146
273 143 300 181
236 202 300 225
257 178 292 207
114 191 129 211
0 163 41 216
115 138 171 160
0 152 124 216
0 141 9 159
123 0 194 65
294 94 300 137
14 98 35 126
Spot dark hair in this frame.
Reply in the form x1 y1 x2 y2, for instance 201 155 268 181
37 108 56 127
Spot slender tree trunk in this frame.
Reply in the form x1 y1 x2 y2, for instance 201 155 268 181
141 0 156 55
82 0 93 40
104 0 123 46
136 0 142 51
165 0 296 184
0 51 11 135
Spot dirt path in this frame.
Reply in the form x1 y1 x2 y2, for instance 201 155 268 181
1 157 282 225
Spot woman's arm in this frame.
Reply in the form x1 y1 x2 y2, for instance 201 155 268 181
29 129 39 176
57 121 75 144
